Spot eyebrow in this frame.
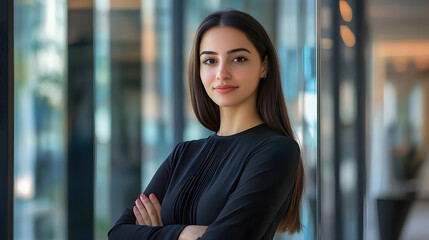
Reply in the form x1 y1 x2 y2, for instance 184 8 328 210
200 48 251 56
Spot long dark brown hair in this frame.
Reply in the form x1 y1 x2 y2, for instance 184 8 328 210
188 9 304 234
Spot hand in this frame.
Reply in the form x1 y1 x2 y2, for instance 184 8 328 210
178 225 208 240
134 193 163 226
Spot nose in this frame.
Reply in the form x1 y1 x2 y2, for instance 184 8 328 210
216 61 232 80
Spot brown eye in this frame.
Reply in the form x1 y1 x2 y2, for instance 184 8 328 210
233 57 247 62
203 59 216 65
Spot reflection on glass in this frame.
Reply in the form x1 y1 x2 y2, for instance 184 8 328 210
140 0 175 189
277 0 318 239
94 0 111 239
12 0 318 239
14 0 67 239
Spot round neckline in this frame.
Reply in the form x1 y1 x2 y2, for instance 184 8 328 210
213 123 266 139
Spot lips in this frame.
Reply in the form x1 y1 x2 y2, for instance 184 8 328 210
214 85 238 94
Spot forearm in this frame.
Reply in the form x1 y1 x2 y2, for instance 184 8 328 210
109 207 188 240
178 225 208 240
109 223 187 240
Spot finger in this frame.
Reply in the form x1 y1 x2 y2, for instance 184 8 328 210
135 198 152 225
149 193 163 225
140 194 161 226
133 206 144 225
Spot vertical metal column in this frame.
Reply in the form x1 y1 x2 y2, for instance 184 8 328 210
355 0 366 239
172 0 184 144
332 0 343 239
67 6 95 240
316 0 321 238
330 0 366 239
0 0 14 239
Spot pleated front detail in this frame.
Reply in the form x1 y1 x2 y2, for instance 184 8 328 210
172 136 236 224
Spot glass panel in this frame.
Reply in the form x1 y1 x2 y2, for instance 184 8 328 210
12 1 318 239
338 0 360 237
277 0 318 239
140 0 175 189
319 0 364 238
319 1 337 238
94 0 111 239
13 0 67 239
108 0 142 226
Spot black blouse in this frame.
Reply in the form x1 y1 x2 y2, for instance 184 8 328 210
108 124 300 240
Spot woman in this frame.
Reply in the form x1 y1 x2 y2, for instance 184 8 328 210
108 9 304 240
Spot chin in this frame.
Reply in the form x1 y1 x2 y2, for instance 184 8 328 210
211 96 255 109
213 100 241 108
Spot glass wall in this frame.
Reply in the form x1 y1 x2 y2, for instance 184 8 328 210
13 0 317 239
319 0 365 239
94 0 111 238
140 0 175 188
14 0 67 239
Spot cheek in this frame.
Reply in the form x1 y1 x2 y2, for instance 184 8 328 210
199 74 211 95
236 68 260 83
200 69 215 86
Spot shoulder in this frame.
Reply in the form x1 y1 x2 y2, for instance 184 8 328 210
254 135 300 156
178 137 208 149
171 137 209 156
249 135 300 170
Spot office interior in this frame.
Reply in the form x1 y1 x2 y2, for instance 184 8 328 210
1 0 428 239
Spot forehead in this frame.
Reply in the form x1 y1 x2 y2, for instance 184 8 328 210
199 27 255 53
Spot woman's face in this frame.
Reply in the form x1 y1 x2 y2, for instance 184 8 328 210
199 27 267 109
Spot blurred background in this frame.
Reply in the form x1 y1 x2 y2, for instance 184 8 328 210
320 0 429 240
1 0 428 239
10 0 316 239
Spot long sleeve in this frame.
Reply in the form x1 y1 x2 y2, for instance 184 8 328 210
108 143 187 240
108 124 301 240
197 136 300 240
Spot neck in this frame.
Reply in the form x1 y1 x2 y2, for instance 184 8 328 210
217 99 263 136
